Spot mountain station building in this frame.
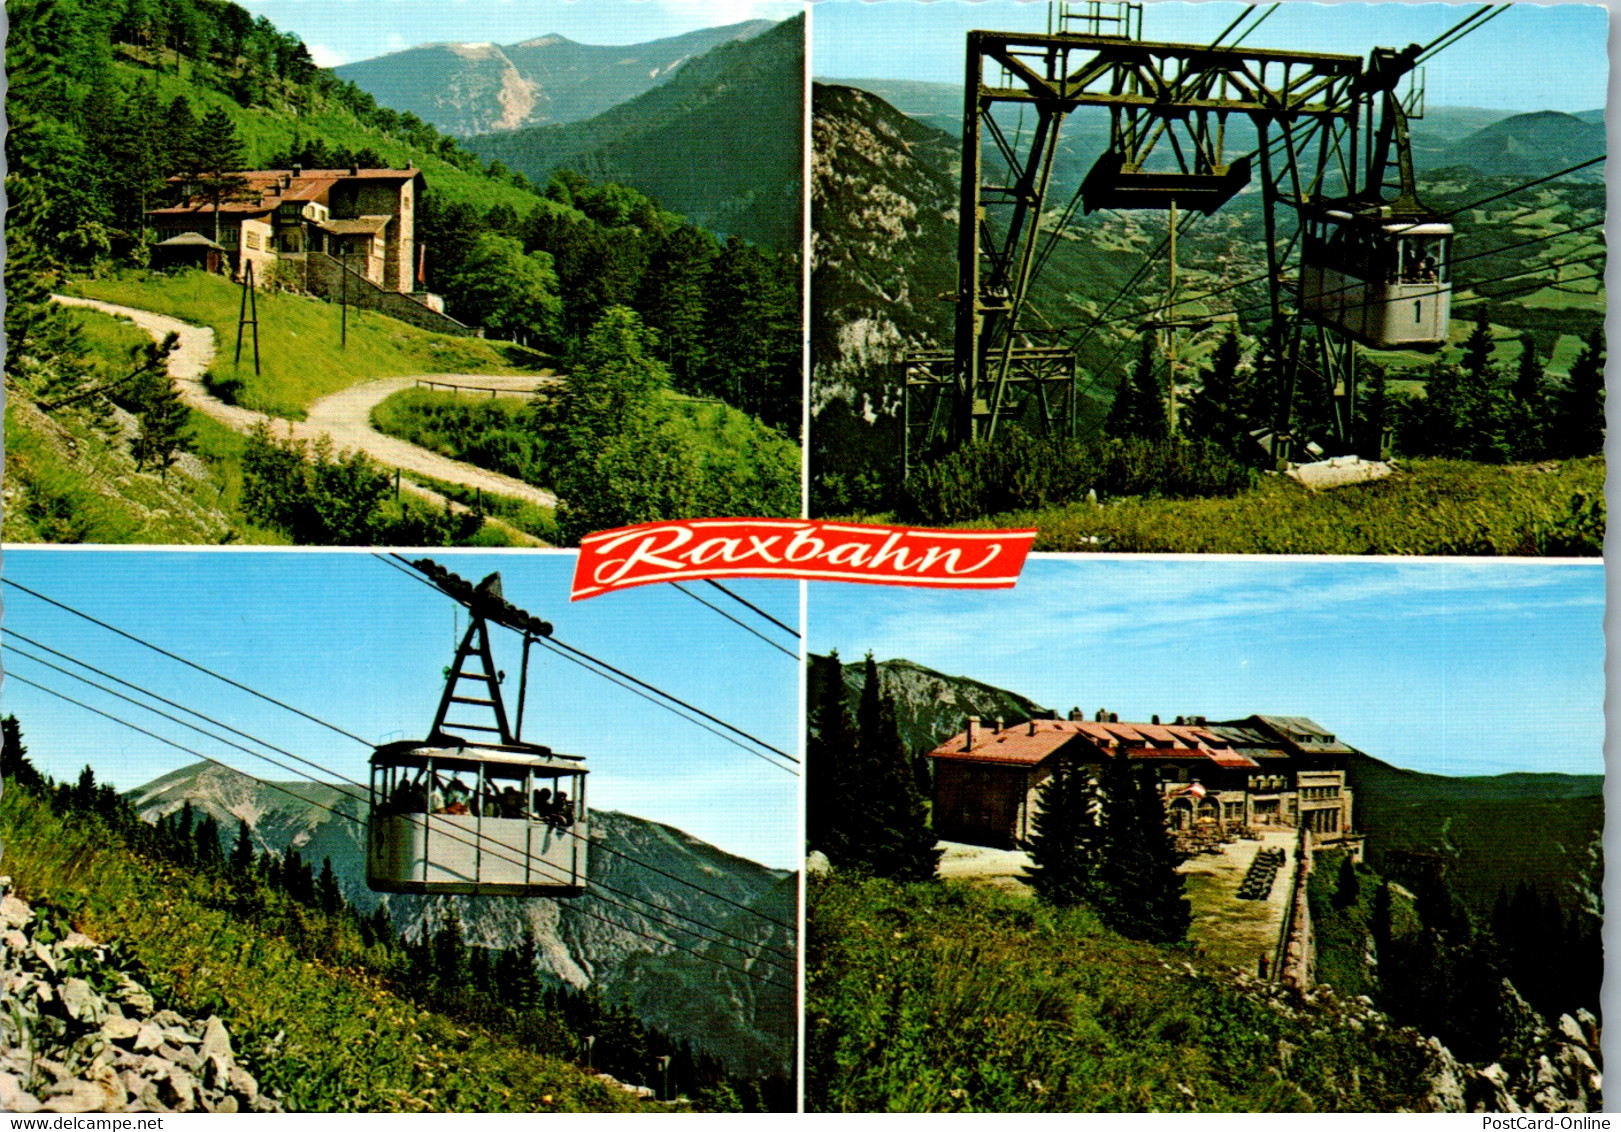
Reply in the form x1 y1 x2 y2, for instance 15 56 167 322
927 712 1362 855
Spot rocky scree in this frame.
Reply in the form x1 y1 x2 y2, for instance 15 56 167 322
0 878 281 1113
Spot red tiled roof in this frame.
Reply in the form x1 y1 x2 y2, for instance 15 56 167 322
929 717 1260 768
927 719 1088 767
150 167 419 219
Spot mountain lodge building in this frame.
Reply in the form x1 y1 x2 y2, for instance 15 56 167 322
145 164 469 336
149 165 423 289
927 712 1362 855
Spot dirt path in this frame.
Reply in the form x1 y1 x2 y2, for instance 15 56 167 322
52 296 559 515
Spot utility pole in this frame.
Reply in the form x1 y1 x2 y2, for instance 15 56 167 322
341 247 349 349
235 261 260 376
1166 198 1178 435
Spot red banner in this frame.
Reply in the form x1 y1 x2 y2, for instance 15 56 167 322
571 519 1037 600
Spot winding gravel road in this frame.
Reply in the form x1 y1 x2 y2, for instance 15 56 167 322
53 295 559 510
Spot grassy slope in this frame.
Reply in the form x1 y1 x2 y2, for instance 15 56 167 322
3 307 288 544
67 272 538 418
935 458 1604 555
1307 852 1423 1001
0 783 643 1113
808 872 1435 1112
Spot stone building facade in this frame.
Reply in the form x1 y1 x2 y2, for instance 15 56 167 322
928 712 1362 854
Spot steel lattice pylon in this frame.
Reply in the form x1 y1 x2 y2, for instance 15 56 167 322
906 1 1434 472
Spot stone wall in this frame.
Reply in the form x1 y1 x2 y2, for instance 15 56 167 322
302 252 475 337
1278 825 1315 990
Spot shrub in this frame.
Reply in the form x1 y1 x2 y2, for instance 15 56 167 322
1095 437 1255 500
905 433 1100 523
241 423 483 545
904 434 1254 523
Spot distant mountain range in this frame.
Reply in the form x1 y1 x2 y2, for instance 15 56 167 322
335 21 775 137
468 15 804 249
837 655 1603 915
1428 110 1606 180
830 77 1604 183
129 762 794 1079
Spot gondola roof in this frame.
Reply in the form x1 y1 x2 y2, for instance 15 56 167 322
370 738 587 773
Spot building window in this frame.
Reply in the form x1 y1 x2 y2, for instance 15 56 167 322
245 232 262 251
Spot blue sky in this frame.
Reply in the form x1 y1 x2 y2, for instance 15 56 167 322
240 0 803 67
813 1 1609 113
0 550 801 870
809 557 1605 779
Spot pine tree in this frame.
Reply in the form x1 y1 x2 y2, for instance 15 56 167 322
316 856 344 916
814 654 938 880
231 819 255 873
1094 759 1189 943
1105 335 1168 441
1455 309 1508 462
1 716 44 791
185 105 247 245
433 904 468 986
1184 329 1244 450
700 237 799 429
161 95 198 182
368 903 395 950
805 651 854 856
1551 327 1605 458
129 342 190 477
1509 336 1548 460
1021 751 1101 906
636 224 716 394
1356 362 1389 460
842 654 938 881
193 814 224 868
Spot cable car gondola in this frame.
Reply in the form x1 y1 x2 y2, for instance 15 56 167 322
1301 202 1453 350
365 562 588 897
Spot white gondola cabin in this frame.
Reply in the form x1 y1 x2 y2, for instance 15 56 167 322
367 740 587 896
365 561 587 897
1301 207 1453 350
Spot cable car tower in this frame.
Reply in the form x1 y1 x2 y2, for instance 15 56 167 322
908 0 1448 470
367 558 589 897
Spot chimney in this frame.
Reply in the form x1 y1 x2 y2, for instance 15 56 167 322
1069 707 1083 722
292 164 303 177
965 716 979 750
1095 708 1107 722
350 163 360 176
1027 720 1037 736
1152 714 1161 725
994 716 1004 733
1109 712 1118 723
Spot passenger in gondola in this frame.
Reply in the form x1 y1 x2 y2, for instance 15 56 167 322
391 773 425 814
549 790 574 829
444 777 472 815
427 775 446 814
500 785 525 818
532 786 553 821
